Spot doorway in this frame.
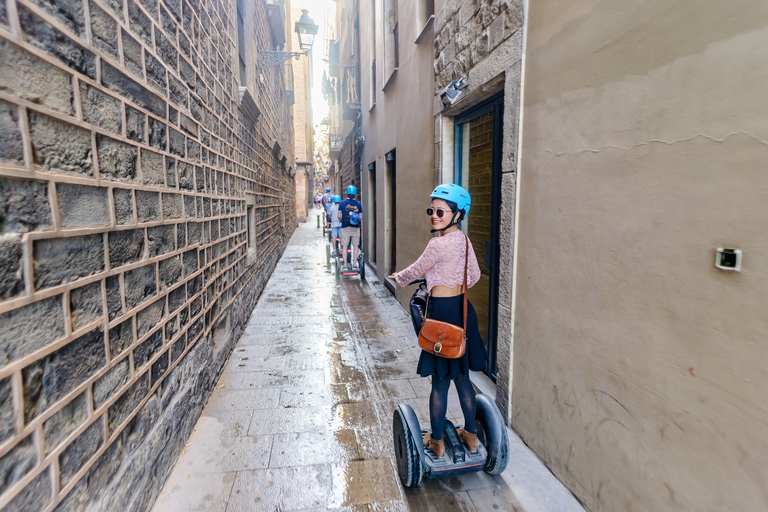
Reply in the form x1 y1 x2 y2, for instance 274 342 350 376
368 162 377 265
454 94 503 378
385 150 397 275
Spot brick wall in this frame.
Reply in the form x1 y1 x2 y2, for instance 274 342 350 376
0 0 295 510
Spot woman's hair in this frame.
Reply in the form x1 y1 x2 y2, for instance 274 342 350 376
443 199 463 228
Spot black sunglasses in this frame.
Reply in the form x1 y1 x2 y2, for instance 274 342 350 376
426 207 452 218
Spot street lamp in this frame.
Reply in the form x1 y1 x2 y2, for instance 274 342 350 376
258 9 318 69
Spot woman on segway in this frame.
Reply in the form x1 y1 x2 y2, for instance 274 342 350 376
389 183 487 458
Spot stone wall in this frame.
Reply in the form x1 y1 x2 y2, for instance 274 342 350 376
0 0 295 510
433 0 523 421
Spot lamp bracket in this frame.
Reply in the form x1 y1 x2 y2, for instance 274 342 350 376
258 50 307 69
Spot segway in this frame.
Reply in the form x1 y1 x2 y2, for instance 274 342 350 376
335 239 365 281
392 394 509 487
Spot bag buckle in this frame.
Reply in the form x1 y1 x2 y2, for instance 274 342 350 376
434 343 442 353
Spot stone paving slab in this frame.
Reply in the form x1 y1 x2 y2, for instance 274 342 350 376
152 211 584 512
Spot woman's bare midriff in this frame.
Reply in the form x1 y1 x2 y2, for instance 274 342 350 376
430 284 466 297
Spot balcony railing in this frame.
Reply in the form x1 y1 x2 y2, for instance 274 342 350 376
329 133 345 160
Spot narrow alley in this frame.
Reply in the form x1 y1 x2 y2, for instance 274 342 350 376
151 210 581 512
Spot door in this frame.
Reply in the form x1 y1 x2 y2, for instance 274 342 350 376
454 94 503 378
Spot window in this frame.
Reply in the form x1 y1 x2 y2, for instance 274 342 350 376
383 0 398 86
371 59 377 105
416 0 434 41
236 0 246 84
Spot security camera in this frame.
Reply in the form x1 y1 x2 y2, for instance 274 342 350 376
440 76 468 107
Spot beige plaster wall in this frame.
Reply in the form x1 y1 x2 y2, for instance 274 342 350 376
513 1 768 511
358 0 436 301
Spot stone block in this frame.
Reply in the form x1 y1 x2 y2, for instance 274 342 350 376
108 228 145 268
57 183 110 229
89 0 119 59
171 333 186 362
177 221 187 248
195 166 205 193
124 263 157 310
160 4 176 34
187 274 201 297
148 116 167 151
121 28 144 78
169 103 179 125
183 195 195 220
187 138 200 162
134 190 161 222
141 148 165 185
3 36 75 115
0 100 24 165
126 106 146 143
106 275 122 320
168 127 185 157
97 134 138 182
169 74 188 110
101 0 123 19
108 371 149 434
179 113 198 137
109 317 134 357
147 224 175 257
179 55 195 87
0 434 38 497
159 255 181 290
79 82 121 134
0 296 65 366
187 221 201 245
0 377 13 443
155 27 177 70
168 285 185 313
3 467 52 512
162 193 182 219
70 281 102 330
182 249 198 277
121 393 157 456
28 0 84 35
29 111 92 176
138 0 157 19
0 234 23 300
0 0 6 26
23 326 106 422
137 298 165 338
127 0 152 45
178 162 194 190
144 50 167 93
93 358 130 407
0 178 53 233
166 157 177 188
134 329 162 369
43 391 88 454
164 313 178 341
101 62 166 118
150 351 169 386
59 417 104 486
113 188 135 225
34 235 105 289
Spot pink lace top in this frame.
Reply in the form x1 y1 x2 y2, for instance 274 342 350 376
394 231 481 292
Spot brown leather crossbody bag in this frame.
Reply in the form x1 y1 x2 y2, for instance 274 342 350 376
417 235 469 359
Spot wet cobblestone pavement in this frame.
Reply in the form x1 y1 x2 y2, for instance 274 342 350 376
152 212 525 511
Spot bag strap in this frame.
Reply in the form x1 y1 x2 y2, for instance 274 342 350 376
463 234 468 332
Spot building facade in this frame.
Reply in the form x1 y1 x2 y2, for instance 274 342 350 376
0 0 296 509
289 3 313 222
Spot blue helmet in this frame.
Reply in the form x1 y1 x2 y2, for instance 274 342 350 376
430 183 471 220
346 185 357 195
333 195 340 203
326 187 330 192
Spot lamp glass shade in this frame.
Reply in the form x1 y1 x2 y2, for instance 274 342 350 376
295 9 318 51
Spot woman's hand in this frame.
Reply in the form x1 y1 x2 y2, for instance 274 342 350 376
388 272 398 280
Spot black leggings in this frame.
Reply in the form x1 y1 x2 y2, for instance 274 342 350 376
429 373 476 440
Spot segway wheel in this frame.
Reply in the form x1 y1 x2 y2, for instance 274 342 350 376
392 407 423 487
335 258 341 281
326 244 331 265
358 254 365 280
475 394 510 475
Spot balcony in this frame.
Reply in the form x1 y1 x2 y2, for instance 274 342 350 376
329 133 345 160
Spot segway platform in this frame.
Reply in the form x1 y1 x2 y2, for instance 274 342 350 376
392 394 509 488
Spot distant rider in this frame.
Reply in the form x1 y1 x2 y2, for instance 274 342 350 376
329 195 342 254
338 186 363 270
